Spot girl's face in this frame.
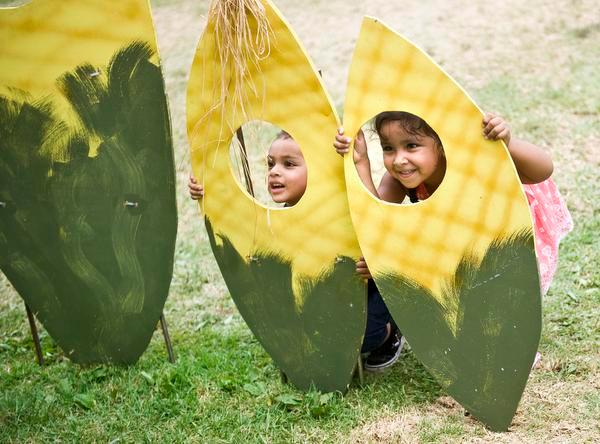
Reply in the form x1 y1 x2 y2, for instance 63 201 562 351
379 120 445 191
267 138 307 206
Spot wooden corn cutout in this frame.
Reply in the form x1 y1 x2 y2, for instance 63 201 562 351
343 18 541 431
187 0 366 393
190 2 541 429
0 0 177 364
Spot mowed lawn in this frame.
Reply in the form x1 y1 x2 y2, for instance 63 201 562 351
1 0 599 442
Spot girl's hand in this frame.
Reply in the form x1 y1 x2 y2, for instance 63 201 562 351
356 256 372 280
482 112 511 146
188 174 204 200
483 113 553 183
334 128 368 164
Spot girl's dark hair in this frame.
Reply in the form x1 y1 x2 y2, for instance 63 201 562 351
373 111 443 150
373 112 443 203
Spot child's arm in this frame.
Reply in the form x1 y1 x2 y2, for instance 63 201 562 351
334 130 407 203
334 128 379 197
188 174 204 200
378 173 408 203
482 112 554 184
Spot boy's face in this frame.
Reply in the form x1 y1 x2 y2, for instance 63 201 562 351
267 138 307 206
379 120 443 190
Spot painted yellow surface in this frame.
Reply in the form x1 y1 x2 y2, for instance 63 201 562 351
343 18 533 299
187 0 362 287
0 0 159 122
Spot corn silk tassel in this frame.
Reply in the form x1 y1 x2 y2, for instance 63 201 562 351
204 0 272 126
198 0 273 205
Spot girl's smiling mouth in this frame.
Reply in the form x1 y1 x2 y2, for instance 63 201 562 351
397 169 416 179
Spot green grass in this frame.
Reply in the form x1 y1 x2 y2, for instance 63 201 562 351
2 0 600 442
0 323 444 442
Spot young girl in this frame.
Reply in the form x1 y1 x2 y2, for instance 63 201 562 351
334 111 572 292
334 111 573 366
189 130 404 371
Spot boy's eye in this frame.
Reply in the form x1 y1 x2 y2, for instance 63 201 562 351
284 161 296 167
267 159 274 168
382 145 393 152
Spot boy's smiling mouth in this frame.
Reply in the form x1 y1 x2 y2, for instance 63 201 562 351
269 182 285 193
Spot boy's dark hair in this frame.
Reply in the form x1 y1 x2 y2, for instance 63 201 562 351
373 111 443 150
373 111 443 203
274 130 292 141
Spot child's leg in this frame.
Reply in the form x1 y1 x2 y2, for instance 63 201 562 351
361 279 396 353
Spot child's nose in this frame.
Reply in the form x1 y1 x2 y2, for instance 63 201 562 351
394 151 407 166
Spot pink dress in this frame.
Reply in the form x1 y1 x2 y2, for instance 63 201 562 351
523 179 573 294
415 179 573 295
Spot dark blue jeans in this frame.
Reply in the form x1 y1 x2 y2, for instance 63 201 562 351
361 279 397 353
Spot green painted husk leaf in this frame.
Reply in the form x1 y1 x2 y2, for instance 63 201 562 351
0 41 177 364
206 217 366 393
375 230 541 431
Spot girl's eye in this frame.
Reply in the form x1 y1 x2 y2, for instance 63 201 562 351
382 145 393 152
406 143 419 149
284 161 296 167
267 160 274 169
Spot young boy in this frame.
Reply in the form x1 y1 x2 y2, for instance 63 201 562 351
190 130 404 371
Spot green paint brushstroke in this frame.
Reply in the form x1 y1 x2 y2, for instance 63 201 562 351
374 229 541 431
0 41 177 364
206 217 366 393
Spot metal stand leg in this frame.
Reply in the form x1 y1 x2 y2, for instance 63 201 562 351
353 280 367 387
24 303 44 366
159 313 176 363
280 369 288 384
355 356 364 386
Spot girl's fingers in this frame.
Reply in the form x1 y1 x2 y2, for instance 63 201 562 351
487 127 499 139
484 116 501 132
482 112 494 125
497 128 510 142
484 119 505 139
492 122 508 139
